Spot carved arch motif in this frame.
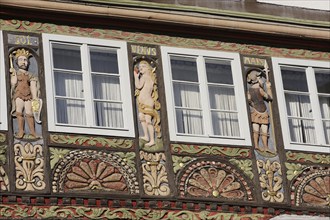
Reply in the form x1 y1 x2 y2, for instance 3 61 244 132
291 166 330 208
52 150 139 194
178 160 253 201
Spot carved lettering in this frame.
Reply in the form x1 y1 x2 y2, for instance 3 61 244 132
8 34 38 46
131 45 157 56
243 57 266 66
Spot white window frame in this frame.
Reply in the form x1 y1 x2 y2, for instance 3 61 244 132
43 34 134 137
272 57 330 153
161 46 251 146
0 31 8 130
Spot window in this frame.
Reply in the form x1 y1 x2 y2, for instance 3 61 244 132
0 31 8 130
272 58 330 153
43 34 134 137
161 47 251 145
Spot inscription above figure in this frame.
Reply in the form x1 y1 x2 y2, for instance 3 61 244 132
246 65 273 153
134 60 161 147
10 48 41 139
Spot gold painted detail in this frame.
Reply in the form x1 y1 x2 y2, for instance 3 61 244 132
1 19 329 61
257 160 284 203
172 155 195 174
49 134 133 149
140 151 170 196
0 204 268 219
14 142 45 191
286 151 330 164
0 165 9 191
229 159 254 179
285 163 306 181
0 133 6 143
171 144 250 157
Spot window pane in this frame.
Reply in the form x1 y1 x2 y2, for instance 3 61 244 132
176 109 203 135
281 67 308 92
170 56 198 82
56 99 86 125
319 96 330 119
288 119 316 144
285 93 312 118
209 86 236 110
94 102 123 128
205 59 233 84
54 71 84 98
323 120 330 145
52 43 81 71
315 69 330 94
173 83 200 108
93 75 121 101
211 111 240 137
90 47 119 74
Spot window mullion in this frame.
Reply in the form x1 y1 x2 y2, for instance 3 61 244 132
197 56 212 136
307 67 326 145
81 44 94 126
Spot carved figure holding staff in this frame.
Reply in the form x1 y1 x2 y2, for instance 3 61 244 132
10 48 41 139
247 64 273 152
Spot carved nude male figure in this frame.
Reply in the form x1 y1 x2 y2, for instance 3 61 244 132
10 49 39 138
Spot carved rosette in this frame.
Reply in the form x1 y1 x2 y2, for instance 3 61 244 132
292 166 330 208
14 142 45 191
52 150 139 194
257 160 284 203
140 151 170 196
179 161 253 201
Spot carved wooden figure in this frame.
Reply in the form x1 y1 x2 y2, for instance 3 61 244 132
10 48 41 139
134 59 161 147
246 64 273 153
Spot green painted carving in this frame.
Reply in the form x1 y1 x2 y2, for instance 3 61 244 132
49 134 133 149
114 152 136 173
286 151 330 164
229 159 254 179
171 144 250 158
49 148 71 169
0 145 7 165
285 162 306 181
1 19 329 61
0 205 268 219
172 156 195 174
0 133 6 142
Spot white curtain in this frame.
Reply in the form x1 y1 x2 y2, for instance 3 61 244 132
174 83 203 135
285 93 316 144
209 86 239 137
319 96 330 144
92 75 123 128
55 71 86 125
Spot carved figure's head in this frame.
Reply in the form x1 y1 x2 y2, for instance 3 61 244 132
13 49 32 70
247 68 262 84
138 60 152 75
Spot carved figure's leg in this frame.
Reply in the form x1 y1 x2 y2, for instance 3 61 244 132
26 114 37 138
145 114 155 147
252 123 261 151
15 112 25 139
139 113 149 142
261 124 271 152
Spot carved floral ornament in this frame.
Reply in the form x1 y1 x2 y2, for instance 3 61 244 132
179 160 253 201
52 150 139 194
292 166 330 208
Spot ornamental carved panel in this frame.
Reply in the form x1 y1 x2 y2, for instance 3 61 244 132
52 150 139 194
179 160 253 201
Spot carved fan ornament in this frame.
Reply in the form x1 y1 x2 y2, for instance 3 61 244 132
292 166 330 208
179 161 253 201
52 150 139 194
